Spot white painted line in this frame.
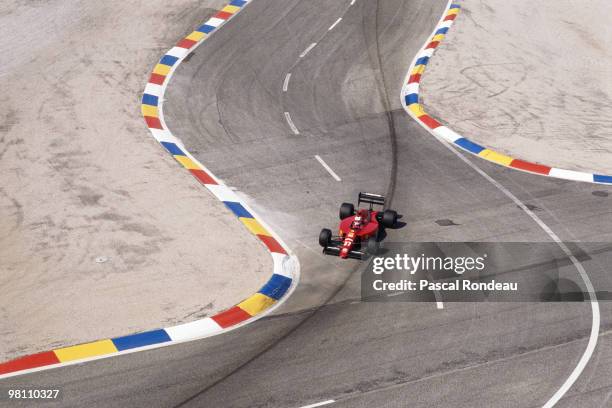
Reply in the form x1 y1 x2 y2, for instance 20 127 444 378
165 318 222 341
329 17 342 31
387 291 405 297
433 126 461 143
315 155 342 181
300 42 317 58
284 112 300 135
144 82 163 96
206 17 226 27
435 131 599 408
350 0 356 5
404 82 420 95
299 400 335 408
165 46 189 59
400 0 599 403
549 168 593 182
283 72 292 92
426 271 444 309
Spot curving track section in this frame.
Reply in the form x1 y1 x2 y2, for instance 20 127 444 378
0 0 298 380
3 1 612 407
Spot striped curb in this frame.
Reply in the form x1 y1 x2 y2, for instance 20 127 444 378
0 0 299 379
400 2 612 186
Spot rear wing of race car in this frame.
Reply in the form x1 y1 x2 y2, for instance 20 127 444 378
358 192 386 209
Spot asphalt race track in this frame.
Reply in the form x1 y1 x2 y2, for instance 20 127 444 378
4 1 612 407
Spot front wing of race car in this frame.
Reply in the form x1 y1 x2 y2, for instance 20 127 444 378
322 243 366 260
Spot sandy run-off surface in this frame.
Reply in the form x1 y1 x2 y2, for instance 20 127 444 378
0 0 271 361
420 0 612 175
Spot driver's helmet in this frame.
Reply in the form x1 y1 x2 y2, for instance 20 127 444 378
353 215 362 229
358 209 369 222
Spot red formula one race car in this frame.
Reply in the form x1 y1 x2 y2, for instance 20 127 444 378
319 192 398 260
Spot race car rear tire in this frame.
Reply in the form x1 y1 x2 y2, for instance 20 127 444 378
382 209 398 228
367 237 379 255
339 203 354 220
319 228 332 247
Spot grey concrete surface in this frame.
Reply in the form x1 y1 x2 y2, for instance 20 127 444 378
3 0 612 407
0 0 273 362
420 0 612 175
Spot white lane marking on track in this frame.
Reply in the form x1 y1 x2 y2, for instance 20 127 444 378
329 17 342 31
300 42 317 58
284 112 300 135
283 72 292 92
425 270 444 309
435 133 599 408
401 0 599 402
350 0 356 5
299 400 335 408
315 155 342 181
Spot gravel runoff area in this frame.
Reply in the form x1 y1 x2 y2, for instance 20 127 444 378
420 0 612 175
0 0 271 362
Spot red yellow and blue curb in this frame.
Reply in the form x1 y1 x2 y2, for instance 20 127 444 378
0 0 299 379
400 2 612 185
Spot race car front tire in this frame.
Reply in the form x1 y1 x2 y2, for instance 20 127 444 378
319 228 332 247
